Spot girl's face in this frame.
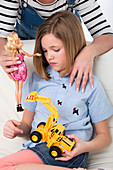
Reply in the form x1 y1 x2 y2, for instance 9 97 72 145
41 33 67 75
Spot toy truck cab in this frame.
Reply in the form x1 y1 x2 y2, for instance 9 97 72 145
48 124 75 158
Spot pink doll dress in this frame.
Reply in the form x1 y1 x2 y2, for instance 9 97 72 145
10 53 27 81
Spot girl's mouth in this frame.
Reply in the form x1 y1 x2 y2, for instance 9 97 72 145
50 62 56 66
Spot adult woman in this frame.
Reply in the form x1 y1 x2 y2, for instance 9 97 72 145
0 0 113 91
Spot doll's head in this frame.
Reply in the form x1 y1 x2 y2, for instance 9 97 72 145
5 32 23 60
34 10 86 80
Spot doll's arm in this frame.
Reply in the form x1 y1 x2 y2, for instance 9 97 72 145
20 49 41 57
55 119 111 161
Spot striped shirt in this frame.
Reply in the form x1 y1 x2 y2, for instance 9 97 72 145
0 0 113 38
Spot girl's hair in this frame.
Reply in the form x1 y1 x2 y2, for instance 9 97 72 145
5 32 23 60
34 10 86 80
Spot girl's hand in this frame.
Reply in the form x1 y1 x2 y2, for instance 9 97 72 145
3 120 23 139
69 45 95 92
55 134 87 161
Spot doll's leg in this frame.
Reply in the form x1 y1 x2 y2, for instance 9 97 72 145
17 80 24 111
0 149 43 170
15 80 19 105
18 80 23 105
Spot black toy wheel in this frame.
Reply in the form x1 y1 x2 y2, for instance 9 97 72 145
30 131 42 143
49 146 61 158
37 122 46 128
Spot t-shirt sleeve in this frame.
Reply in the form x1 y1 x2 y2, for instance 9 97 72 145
0 1 19 38
87 77 113 123
21 72 37 112
76 0 113 38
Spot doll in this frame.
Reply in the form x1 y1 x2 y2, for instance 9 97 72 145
5 32 41 112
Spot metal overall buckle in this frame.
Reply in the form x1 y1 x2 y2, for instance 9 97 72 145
21 0 28 8
67 0 75 12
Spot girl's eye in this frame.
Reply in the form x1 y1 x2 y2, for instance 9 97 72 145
43 50 47 53
54 49 60 52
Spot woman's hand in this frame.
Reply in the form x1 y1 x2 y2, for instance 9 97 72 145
69 45 96 92
55 134 87 161
0 54 21 79
0 37 20 79
3 120 23 139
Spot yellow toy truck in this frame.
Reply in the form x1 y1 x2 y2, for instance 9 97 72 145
25 91 75 158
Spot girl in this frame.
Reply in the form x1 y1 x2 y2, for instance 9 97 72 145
1 11 113 170
5 32 41 112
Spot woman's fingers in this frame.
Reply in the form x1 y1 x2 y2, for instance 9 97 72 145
69 67 78 87
69 66 93 92
81 74 88 92
75 71 83 92
2 66 18 73
0 55 21 74
89 71 93 89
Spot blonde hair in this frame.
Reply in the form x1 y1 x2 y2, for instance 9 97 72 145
33 11 86 80
5 32 23 60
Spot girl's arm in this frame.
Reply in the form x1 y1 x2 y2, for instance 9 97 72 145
55 119 111 161
19 49 41 57
85 119 111 151
17 108 35 137
3 108 35 138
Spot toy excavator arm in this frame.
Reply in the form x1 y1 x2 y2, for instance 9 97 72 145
25 91 59 127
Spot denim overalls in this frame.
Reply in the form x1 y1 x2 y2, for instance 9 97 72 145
14 0 81 40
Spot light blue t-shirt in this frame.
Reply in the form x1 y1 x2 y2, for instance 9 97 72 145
22 66 113 148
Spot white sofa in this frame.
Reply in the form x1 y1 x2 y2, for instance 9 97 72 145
0 40 113 170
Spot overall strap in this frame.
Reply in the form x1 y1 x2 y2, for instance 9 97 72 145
67 0 81 22
67 0 75 12
67 0 75 5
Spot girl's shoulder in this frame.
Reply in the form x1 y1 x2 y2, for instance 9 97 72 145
31 71 42 81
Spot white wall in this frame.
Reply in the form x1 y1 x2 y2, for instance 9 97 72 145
83 0 113 41
98 0 113 28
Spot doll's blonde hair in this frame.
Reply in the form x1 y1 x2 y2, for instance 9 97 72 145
5 32 23 60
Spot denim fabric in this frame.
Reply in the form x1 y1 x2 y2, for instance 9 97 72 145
14 1 81 40
27 142 89 168
14 2 44 39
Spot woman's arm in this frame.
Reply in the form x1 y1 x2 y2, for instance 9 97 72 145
69 34 113 92
69 0 113 91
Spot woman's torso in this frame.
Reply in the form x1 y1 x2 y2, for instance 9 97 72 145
1 0 112 38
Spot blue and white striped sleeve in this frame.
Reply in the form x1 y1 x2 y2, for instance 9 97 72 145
0 0 19 38
76 0 113 38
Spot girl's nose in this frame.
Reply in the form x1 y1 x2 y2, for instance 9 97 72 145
47 52 54 60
